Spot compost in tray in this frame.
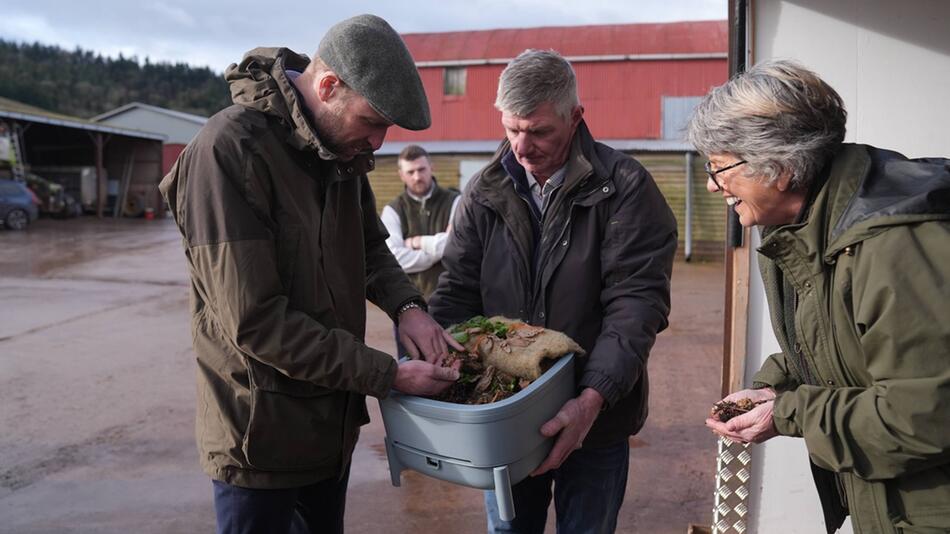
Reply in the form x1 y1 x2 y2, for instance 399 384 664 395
433 316 581 405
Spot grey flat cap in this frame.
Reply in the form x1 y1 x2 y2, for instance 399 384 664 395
318 14 430 131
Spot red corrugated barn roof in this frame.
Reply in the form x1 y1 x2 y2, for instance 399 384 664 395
403 20 726 61
383 20 728 148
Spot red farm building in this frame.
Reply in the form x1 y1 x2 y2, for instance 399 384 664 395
370 20 729 259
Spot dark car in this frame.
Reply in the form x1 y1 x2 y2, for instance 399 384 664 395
0 178 39 230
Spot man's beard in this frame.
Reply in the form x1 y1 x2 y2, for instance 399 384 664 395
315 101 368 160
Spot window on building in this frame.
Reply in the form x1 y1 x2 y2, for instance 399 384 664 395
661 96 703 140
443 67 466 96
458 159 490 191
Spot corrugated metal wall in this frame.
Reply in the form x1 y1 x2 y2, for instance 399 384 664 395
390 65 504 143
403 21 727 62
162 143 186 175
388 59 725 142
635 152 725 261
369 152 724 261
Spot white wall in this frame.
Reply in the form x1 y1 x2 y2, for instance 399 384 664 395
745 1 950 532
754 0 950 156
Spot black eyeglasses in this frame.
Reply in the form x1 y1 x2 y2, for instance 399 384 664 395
705 160 747 191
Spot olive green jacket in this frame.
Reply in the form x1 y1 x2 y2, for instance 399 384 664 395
753 144 950 532
159 47 420 488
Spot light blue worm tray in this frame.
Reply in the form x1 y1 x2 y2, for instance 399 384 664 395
378 353 576 521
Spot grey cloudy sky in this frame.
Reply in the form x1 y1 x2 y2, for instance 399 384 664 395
0 0 726 72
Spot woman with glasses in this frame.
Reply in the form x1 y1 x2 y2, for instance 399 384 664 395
688 60 950 534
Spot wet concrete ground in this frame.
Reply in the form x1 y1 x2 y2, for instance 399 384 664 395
0 217 723 533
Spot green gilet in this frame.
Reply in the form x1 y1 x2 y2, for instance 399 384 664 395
387 179 459 299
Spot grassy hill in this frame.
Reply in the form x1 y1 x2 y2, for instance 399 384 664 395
0 39 230 118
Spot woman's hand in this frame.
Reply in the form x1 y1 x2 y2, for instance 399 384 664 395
705 388 779 444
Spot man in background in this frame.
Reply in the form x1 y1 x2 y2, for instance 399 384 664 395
383 145 460 300
382 145 460 356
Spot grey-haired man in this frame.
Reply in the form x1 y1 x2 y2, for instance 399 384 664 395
429 49 677 533
160 14 461 534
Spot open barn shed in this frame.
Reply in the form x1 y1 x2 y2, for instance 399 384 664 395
0 96 165 218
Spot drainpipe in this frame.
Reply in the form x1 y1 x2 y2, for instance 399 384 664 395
685 151 694 262
726 0 748 250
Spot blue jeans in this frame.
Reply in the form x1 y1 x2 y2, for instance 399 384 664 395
485 440 630 534
212 467 350 534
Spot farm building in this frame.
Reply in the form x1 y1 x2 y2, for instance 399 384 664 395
0 96 164 217
92 102 207 175
370 20 729 259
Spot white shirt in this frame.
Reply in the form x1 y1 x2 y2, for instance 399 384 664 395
381 187 461 274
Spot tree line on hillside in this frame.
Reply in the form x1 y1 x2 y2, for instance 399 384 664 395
0 39 231 119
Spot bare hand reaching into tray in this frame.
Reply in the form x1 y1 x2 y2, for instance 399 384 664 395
393 359 461 397
397 307 465 363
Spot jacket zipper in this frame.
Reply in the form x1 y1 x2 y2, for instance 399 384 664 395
517 195 540 315
531 205 576 320
529 181 598 322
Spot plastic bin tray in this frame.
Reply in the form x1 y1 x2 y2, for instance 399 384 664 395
378 353 575 521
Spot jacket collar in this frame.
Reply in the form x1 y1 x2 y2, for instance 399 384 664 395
473 120 599 210
463 120 603 271
225 47 374 173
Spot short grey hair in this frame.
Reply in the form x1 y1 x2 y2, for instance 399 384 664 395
686 60 847 189
495 49 579 121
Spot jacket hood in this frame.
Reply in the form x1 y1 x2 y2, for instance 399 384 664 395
825 144 950 256
225 47 339 159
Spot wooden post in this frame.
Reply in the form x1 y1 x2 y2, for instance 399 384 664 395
154 141 163 212
722 233 751 396
93 133 106 218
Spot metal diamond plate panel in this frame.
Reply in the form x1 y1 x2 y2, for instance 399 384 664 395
713 436 752 534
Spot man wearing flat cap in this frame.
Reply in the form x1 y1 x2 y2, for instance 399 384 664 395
160 14 462 534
